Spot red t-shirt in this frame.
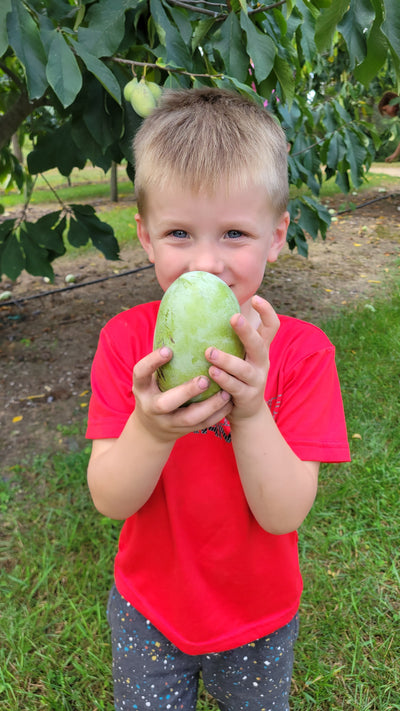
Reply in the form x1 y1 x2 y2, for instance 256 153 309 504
86 301 350 654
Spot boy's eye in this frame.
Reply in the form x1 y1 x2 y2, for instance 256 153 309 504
171 229 188 239
226 229 243 239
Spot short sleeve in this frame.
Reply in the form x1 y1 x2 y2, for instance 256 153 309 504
268 317 350 463
86 302 159 440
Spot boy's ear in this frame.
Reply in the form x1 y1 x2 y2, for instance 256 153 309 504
267 211 290 263
135 213 155 263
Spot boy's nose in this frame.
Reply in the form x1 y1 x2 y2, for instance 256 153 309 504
190 248 224 276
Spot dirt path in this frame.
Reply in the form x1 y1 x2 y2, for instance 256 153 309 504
1 185 399 472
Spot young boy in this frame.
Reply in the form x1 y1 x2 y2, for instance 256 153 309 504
86 87 350 711
378 91 400 163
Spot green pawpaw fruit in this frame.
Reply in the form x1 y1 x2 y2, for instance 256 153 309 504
130 78 157 118
123 78 139 102
146 81 162 101
153 271 245 404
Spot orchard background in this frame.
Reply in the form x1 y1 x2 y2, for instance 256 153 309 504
1 0 400 279
1 3 400 708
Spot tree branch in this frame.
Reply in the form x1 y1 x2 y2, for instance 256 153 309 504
112 56 223 80
249 0 286 14
0 93 50 152
0 59 25 91
167 0 222 17
165 0 286 18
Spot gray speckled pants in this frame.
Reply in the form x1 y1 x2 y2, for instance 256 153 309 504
107 585 299 711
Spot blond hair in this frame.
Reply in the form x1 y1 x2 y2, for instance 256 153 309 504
133 87 289 217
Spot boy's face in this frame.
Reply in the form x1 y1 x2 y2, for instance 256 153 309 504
381 103 398 118
136 181 289 322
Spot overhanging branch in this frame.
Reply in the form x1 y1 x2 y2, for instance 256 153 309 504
0 93 50 152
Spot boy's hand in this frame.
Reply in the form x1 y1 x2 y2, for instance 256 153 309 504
205 295 279 422
132 346 233 443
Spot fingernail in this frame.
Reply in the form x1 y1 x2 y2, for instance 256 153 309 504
221 390 231 401
198 376 209 390
160 347 171 357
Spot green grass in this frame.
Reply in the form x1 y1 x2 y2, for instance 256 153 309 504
1 282 400 709
0 164 134 208
292 286 400 710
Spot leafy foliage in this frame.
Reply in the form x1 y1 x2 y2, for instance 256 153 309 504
0 0 399 280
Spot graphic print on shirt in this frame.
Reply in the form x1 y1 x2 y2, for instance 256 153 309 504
196 396 283 443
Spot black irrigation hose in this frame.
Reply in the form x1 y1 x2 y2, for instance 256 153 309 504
1 192 398 309
337 192 399 215
0 263 155 308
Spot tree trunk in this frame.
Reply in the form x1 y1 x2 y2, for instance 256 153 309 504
110 161 118 202
0 92 49 152
12 133 23 163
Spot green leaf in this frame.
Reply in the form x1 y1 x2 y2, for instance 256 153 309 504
73 43 121 104
192 18 216 52
77 0 127 57
38 14 58 54
214 12 248 83
381 0 400 57
343 126 366 187
67 216 91 248
338 0 375 69
354 20 388 85
70 118 110 172
7 0 48 99
1 230 25 281
27 123 86 176
0 0 12 56
298 196 331 240
240 11 276 83
335 169 350 193
315 0 349 52
168 5 193 46
286 217 308 257
19 224 55 280
46 31 82 108
150 0 193 70
0 219 14 277
287 195 330 254
273 56 295 105
70 205 120 260
0 218 15 245
294 0 317 64
215 76 265 106
326 132 346 169
89 221 120 260
69 77 122 166
25 213 66 257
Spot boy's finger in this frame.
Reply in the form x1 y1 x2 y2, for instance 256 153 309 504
156 379 231 419
252 295 280 345
155 375 211 412
133 347 173 385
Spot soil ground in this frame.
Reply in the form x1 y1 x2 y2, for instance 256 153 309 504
1 177 400 472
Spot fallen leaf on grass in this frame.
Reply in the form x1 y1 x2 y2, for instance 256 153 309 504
19 393 45 401
12 415 23 423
